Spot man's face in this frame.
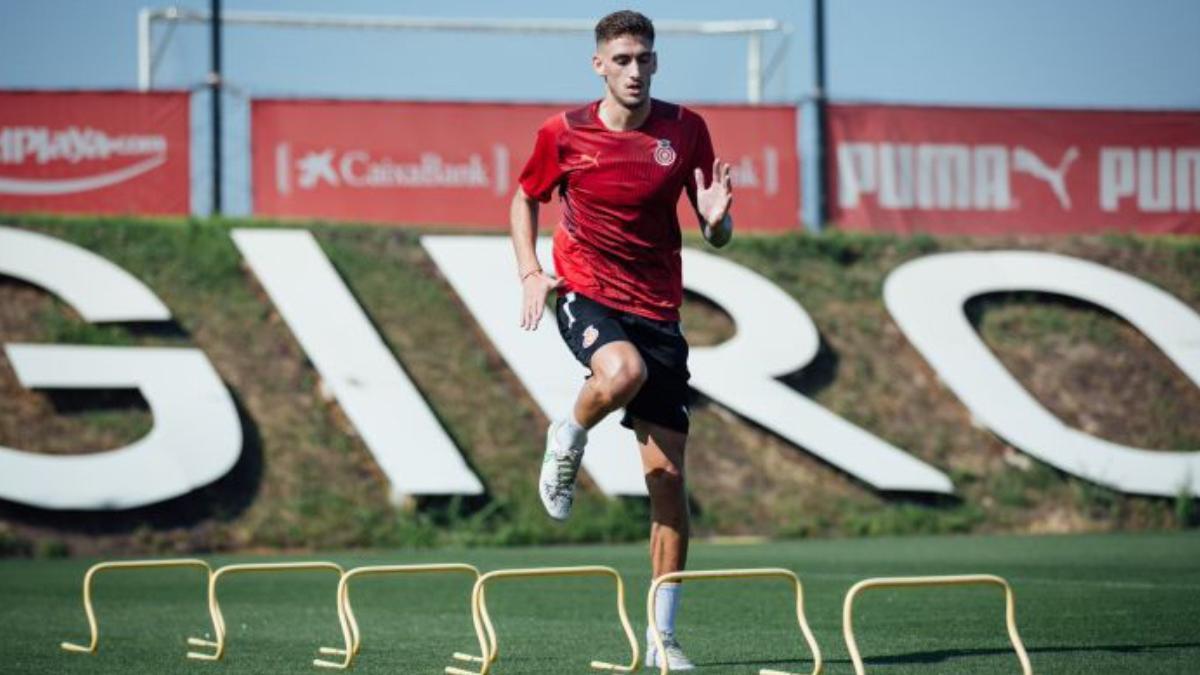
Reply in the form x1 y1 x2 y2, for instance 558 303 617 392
593 35 656 108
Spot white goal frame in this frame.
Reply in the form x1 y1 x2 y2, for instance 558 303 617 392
137 7 791 102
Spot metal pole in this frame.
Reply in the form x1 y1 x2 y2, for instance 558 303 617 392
813 0 828 228
747 32 763 104
210 0 222 215
137 9 152 91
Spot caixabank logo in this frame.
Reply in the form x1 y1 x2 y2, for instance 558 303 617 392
2 225 1198 512
275 143 509 196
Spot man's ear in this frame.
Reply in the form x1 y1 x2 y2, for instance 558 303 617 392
650 51 658 75
592 51 605 76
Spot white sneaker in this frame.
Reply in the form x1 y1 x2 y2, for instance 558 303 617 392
538 422 584 520
645 630 696 671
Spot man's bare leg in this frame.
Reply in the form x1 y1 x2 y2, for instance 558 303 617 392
635 418 694 670
635 419 689 577
575 341 647 427
540 341 646 520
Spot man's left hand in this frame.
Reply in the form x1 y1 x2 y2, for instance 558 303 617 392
695 158 733 227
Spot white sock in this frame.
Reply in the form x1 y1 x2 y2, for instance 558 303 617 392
649 582 682 639
555 414 588 452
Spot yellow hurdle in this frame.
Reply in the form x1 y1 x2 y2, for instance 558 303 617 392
60 558 214 656
648 568 823 675
312 563 495 670
842 574 1032 675
185 561 345 662
444 565 638 675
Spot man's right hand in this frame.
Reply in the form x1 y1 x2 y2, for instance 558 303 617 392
520 271 566 330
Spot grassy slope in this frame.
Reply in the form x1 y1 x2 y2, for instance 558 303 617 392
3 531 1199 674
0 215 1198 556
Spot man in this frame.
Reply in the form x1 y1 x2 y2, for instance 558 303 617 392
509 10 733 670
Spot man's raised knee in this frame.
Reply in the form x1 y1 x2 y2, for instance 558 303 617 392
593 349 648 403
610 357 648 397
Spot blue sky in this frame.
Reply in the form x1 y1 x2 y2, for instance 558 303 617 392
3 0 1198 218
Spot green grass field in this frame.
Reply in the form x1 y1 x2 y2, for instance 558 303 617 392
3 531 1199 674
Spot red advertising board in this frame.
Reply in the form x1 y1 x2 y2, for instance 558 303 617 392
0 91 190 216
828 104 1200 234
252 99 798 230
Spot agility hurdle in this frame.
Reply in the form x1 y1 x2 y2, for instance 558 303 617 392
445 565 638 675
312 563 495 670
842 574 1032 675
61 558 214 656
186 561 345 662
648 568 823 675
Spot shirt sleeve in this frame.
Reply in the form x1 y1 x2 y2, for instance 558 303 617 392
685 113 716 211
518 117 565 203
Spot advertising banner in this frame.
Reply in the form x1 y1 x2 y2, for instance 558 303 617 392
828 104 1200 234
252 99 799 230
0 91 190 216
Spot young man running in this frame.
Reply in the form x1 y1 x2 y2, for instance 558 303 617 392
509 10 733 671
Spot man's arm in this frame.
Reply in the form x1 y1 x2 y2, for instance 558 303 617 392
510 186 543 279
701 213 733 248
510 186 563 330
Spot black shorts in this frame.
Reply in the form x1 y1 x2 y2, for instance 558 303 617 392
555 291 691 434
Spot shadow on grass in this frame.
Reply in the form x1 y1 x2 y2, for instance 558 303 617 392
777 330 840 397
704 640 1200 669
963 290 1125 333
858 641 1200 665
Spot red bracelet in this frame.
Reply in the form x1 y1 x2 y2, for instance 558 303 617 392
520 268 542 282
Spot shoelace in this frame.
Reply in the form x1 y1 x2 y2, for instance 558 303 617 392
653 633 690 663
550 450 580 498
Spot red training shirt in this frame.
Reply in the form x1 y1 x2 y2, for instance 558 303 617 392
518 98 715 322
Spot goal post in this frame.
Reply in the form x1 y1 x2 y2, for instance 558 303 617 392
137 7 791 102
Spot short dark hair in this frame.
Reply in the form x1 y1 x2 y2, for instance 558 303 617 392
594 10 655 45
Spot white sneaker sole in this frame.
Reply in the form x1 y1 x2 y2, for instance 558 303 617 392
645 649 696 671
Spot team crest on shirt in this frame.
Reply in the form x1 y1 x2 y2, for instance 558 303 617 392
653 139 677 167
582 325 600 349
